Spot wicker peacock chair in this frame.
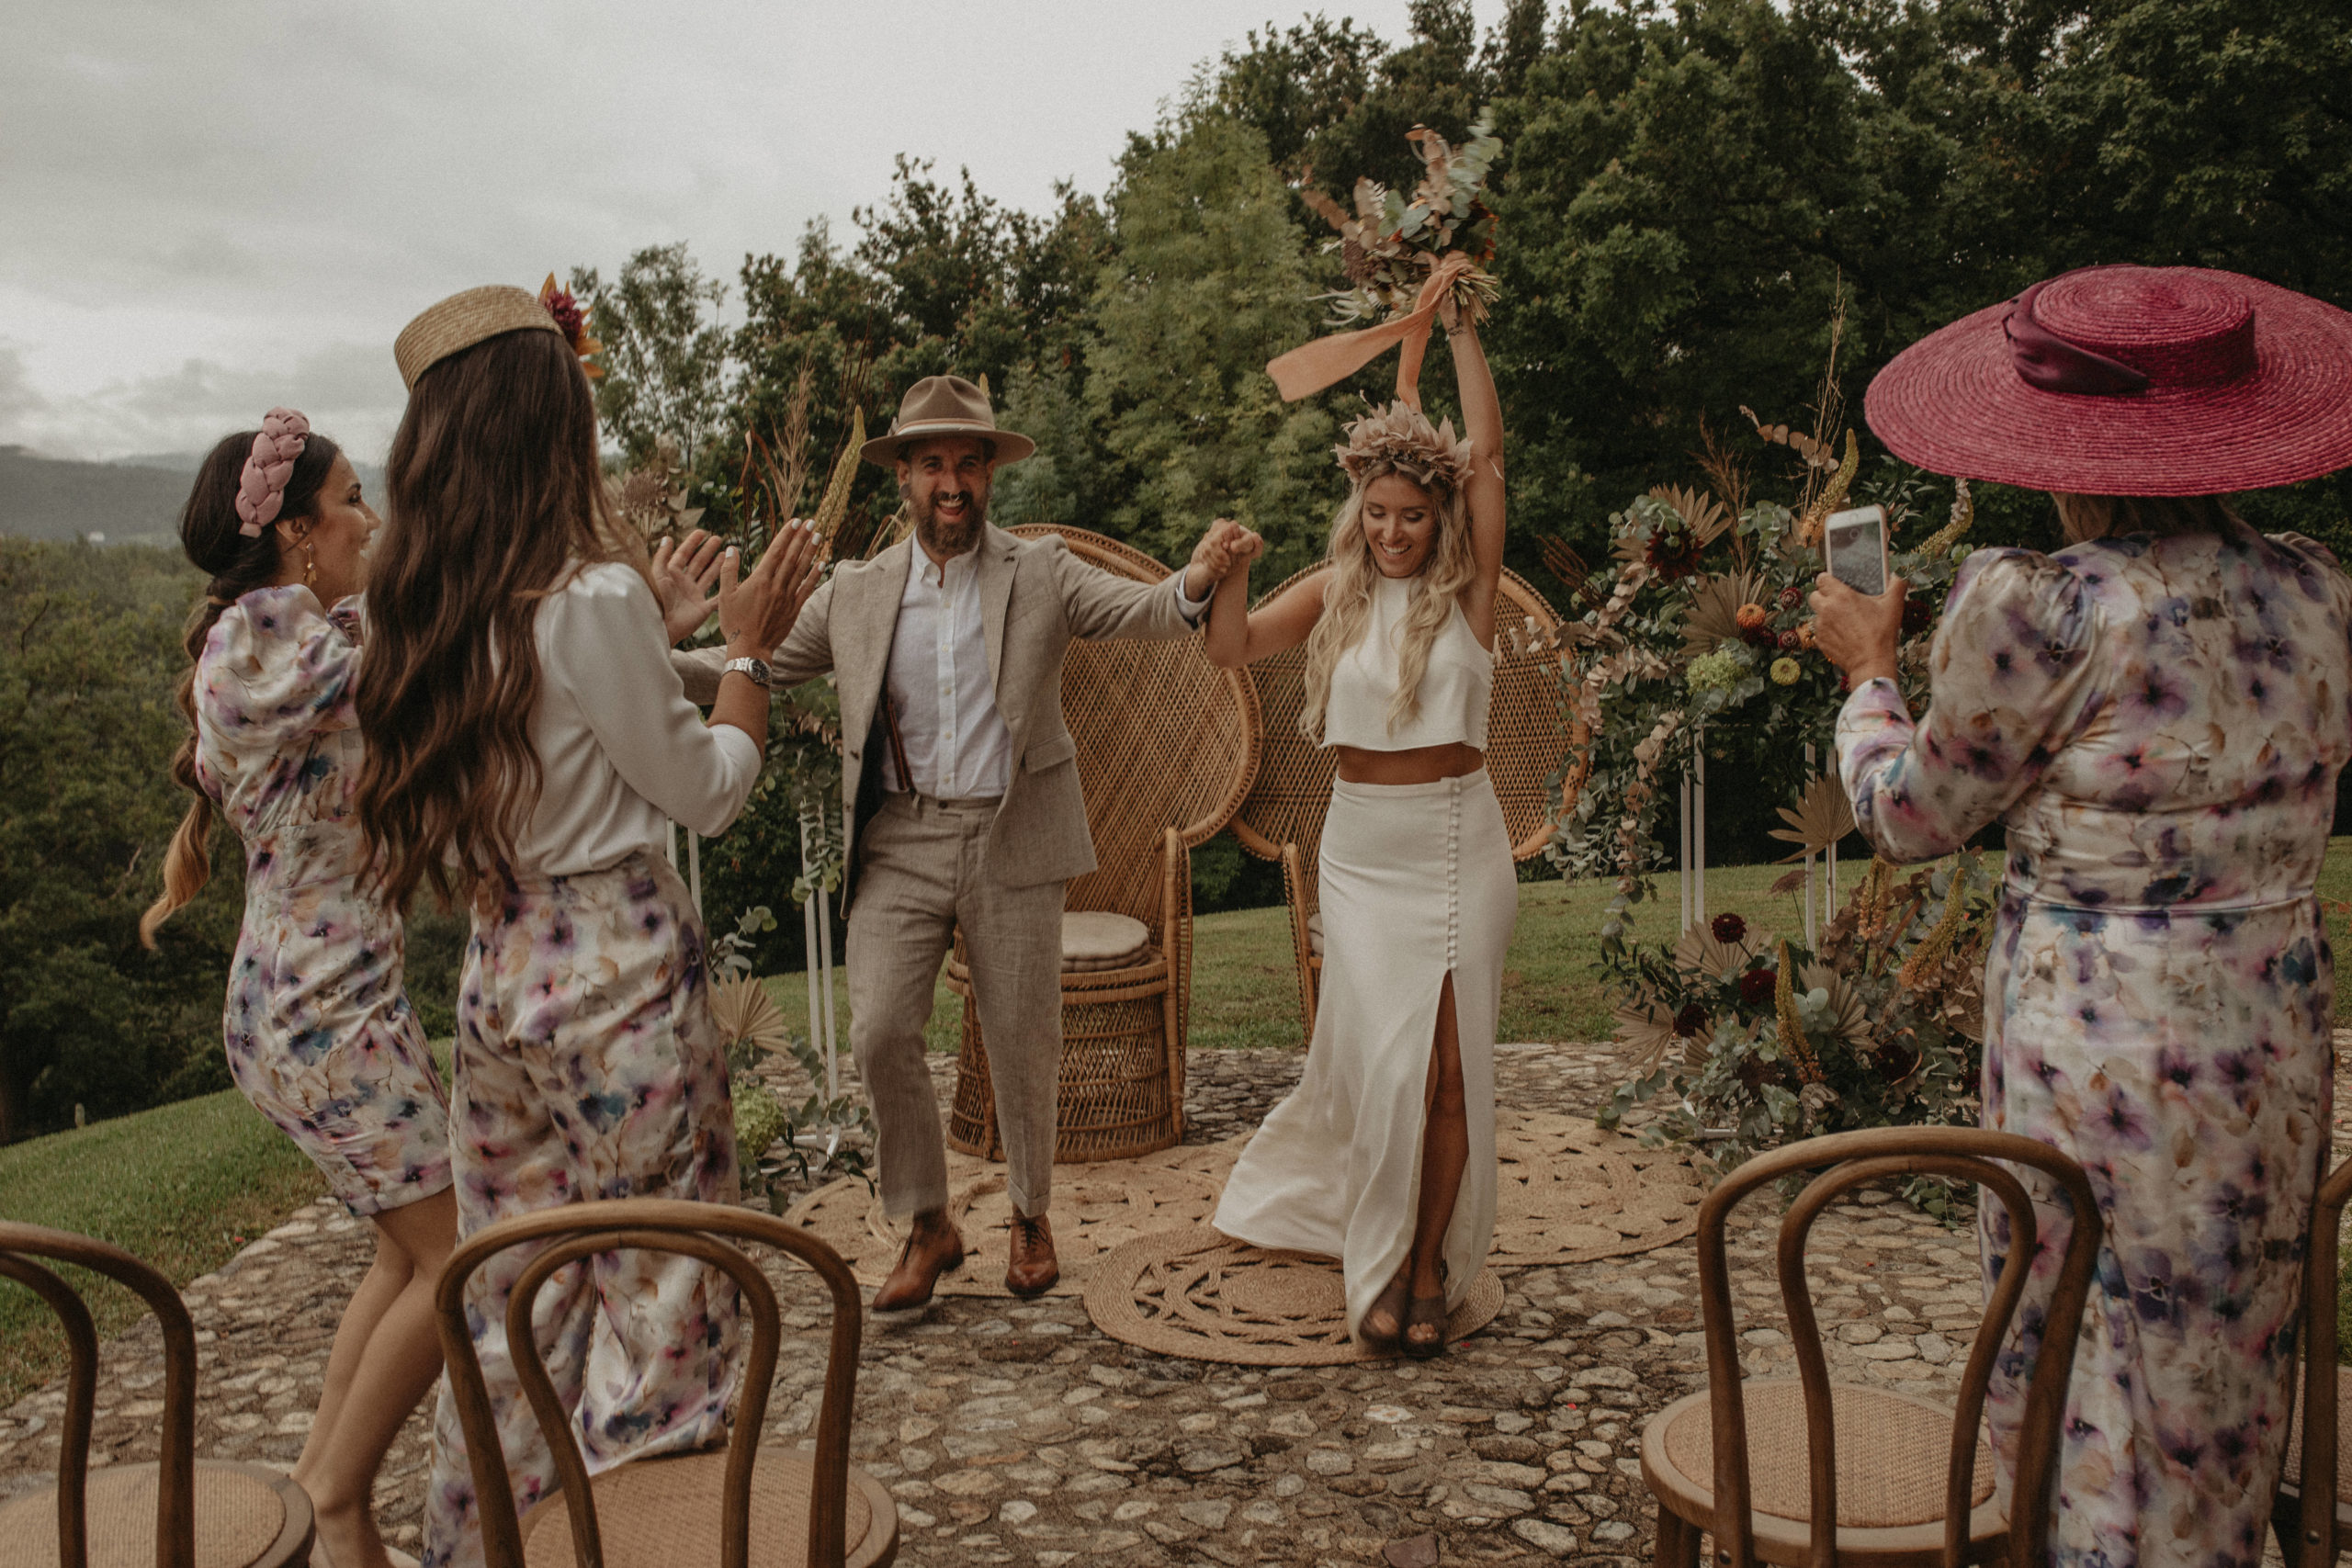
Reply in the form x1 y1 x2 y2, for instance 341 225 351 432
944 526 1261 1163
1228 565 1569 1041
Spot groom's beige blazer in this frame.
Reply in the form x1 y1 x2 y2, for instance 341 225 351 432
679 525 1198 908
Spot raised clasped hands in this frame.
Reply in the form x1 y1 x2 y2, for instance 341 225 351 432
1807 572 1909 688
1186 517 1265 598
718 519 825 660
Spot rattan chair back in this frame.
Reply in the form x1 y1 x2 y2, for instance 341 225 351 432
1690 1126 2101 1568
1229 565 1566 866
0 1223 313 1568
1003 526 1260 921
2286 1155 2352 1565
432 1198 880 1568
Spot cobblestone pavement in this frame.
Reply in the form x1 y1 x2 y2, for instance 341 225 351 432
6 1036 2346 1567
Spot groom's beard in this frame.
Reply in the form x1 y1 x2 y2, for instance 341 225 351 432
907 479 989 559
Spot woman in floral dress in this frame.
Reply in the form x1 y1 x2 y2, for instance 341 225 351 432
144 412 453 1568
354 285 820 1568
1815 265 2352 1568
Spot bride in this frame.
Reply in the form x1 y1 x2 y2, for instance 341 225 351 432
1204 302 1511 1358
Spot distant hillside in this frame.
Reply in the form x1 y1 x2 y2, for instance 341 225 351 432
0 446 189 545
0 447 387 547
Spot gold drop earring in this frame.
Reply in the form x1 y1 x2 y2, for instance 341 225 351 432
303 541 317 587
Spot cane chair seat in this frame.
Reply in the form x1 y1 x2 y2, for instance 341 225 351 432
1059 911 1156 972
0 1461 311 1568
1644 1381 1998 1548
517 1450 897 1568
946 527 1259 1163
1231 566 1566 1040
1640 1129 2100 1568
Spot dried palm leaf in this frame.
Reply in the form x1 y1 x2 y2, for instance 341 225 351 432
709 972 792 1057
1674 923 1768 982
1680 570 1770 655
1799 964 1873 1053
1647 484 1732 547
1770 774 1857 863
1613 998 1683 1073
1540 536 1604 610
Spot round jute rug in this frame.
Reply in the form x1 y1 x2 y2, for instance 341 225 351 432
1081 1228 1507 1366
783 1138 1244 1300
785 1111 1702 1302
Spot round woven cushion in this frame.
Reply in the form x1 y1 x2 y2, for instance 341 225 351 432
519 1449 888 1568
2281 1362 2352 1504
1659 1381 1996 1529
0 1461 288 1568
1061 911 1154 973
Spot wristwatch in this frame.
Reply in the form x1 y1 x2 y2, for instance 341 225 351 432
722 655 775 689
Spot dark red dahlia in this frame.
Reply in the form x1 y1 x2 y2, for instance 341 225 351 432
1737 966 1776 1006
543 288 588 343
1644 529 1704 581
1901 596 1936 637
1672 1003 1709 1039
1712 912 1747 944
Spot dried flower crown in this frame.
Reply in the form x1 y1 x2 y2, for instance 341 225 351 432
537 273 604 378
1335 400 1475 492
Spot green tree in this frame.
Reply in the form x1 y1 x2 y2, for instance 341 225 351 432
0 542 239 1142
572 243 735 468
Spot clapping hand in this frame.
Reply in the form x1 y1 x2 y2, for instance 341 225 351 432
1185 518 1265 598
718 520 825 660
652 529 727 644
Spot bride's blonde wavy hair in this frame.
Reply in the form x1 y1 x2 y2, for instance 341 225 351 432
1299 402 1478 742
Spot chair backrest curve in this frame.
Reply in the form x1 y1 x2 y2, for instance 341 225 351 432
431 1198 865 1568
2297 1154 2352 1566
0 1221 201 1568
1690 1127 2101 1568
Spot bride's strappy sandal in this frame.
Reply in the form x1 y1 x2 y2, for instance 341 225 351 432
1360 1271 1410 1356
1403 1262 1450 1361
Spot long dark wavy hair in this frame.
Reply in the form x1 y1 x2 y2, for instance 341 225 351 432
356 328 629 909
141 428 344 946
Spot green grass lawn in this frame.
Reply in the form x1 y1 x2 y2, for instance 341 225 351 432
0 1091 326 1407
13 840 2352 1407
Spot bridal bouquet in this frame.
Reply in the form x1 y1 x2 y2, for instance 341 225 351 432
1301 108 1504 328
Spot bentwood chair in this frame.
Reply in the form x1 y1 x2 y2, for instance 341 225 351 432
1638 1127 2101 1568
0 1223 315 1568
1227 565 1568 1041
434 1200 895 1568
2273 1154 2352 1567
944 526 1261 1163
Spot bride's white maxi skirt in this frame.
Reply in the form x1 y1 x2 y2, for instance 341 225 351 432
1213 769 1516 1340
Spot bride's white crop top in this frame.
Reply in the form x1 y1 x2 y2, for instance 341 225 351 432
1324 574 1492 750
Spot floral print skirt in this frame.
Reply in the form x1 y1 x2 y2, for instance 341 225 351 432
225 826 452 1217
1982 893 2334 1568
422 851 740 1568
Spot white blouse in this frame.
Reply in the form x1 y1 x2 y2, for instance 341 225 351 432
1323 574 1492 751
516 560 763 876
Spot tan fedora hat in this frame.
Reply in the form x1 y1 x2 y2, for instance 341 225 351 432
860 375 1035 467
394 286 561 390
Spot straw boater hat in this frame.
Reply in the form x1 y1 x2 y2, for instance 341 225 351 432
1865 265 2352 496
859 375 1035 467
393 285 568 390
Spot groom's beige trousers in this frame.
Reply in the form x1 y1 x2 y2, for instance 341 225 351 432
848 790 1066 1220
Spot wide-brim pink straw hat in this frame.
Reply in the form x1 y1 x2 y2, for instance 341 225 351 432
1864 265 2352 496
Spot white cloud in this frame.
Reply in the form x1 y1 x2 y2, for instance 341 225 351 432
2 0 1437 459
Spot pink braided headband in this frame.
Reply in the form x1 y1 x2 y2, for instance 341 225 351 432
234 408 311 536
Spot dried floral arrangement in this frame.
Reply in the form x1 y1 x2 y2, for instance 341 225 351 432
1301 108 1504 327
608 431 705 547
1599 856 1998 1204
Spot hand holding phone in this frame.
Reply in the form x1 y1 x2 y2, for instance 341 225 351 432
1824 505 1891 595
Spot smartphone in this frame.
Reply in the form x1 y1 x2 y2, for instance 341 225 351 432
1824 504 1890 595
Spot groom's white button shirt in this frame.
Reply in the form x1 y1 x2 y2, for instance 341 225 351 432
879 543 1212 799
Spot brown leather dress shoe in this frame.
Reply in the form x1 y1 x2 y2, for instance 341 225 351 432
872 1213 965 1312
1005 1211 1059 1298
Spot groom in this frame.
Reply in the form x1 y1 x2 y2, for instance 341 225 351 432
686 375 1246 1308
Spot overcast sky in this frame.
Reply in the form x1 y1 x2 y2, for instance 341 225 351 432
2 0 1442 464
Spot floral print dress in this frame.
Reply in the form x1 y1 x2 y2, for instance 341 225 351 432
195 585 451 1214
1837 521 2351 1568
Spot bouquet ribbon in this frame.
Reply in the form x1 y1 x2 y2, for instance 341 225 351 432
1266 252 1476 410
